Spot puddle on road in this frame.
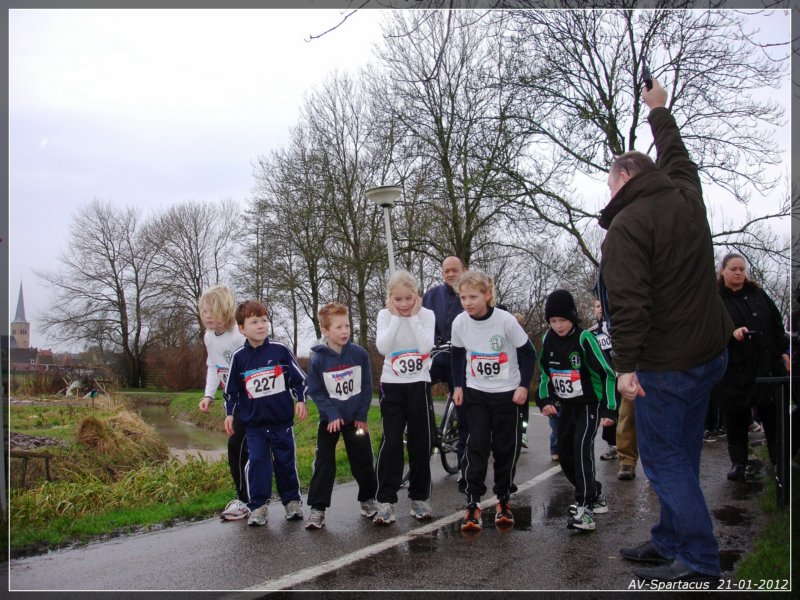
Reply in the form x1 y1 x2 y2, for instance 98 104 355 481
713 505 753 527
404 505 534 554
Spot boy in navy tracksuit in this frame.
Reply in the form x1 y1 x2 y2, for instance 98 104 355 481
224 300 309 527
304 303 378 529
537 290 617 532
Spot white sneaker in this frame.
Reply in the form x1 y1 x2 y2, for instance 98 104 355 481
247 504 268 526
284 499 303 521
410 499 433 520
305 508 325 529
373 502 396 525
360 499 380 518
220 498 250 521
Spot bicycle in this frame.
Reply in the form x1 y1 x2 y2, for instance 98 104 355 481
400 343 460 486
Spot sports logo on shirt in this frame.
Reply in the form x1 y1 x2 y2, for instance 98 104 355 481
490 335 505 351
569 351 581 369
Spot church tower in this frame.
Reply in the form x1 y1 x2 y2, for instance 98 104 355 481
11 282 30 349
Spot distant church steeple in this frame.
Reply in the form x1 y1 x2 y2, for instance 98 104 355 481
11 282 30 349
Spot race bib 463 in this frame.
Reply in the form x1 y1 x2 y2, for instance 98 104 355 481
244 365 286 399
550 369 582 398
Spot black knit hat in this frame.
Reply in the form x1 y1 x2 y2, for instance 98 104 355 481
544 289 581 324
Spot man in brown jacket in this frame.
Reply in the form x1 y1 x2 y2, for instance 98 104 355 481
598 77 734 583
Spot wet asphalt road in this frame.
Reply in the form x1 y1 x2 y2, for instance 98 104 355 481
8 411 775 595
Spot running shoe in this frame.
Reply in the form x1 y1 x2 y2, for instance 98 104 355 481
461 503 482 531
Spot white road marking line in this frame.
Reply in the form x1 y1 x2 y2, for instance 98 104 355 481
221 465 562 595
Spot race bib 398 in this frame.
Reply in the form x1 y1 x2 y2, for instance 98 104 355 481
390 350 431 378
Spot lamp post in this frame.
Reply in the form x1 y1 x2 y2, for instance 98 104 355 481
366 184 401 275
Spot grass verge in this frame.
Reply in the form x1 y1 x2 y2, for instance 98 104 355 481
733 447 793 587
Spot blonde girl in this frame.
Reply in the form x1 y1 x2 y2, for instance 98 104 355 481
450 271 536 531
373 270 436 525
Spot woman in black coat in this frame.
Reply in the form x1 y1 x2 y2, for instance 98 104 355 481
712 253 789 480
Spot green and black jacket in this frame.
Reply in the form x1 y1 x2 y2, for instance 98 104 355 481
537 325 617 420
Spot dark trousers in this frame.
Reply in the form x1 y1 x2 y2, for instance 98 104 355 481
244 424 300 510
462 387 522 504
376 381 434 503
228 410 249 503
726 404 777 466
557 402 602 507
601 421 617 447
307 421 377 509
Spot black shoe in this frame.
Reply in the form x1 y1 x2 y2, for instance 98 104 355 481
727 463 746 481
620 540 670 565
633 559 718 582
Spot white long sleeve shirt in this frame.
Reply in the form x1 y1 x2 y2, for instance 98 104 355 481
375 307 435 384
203 327 246 399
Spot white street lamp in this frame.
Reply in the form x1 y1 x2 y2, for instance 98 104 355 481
366 184 402 275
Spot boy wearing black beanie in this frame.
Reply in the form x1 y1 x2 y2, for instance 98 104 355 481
537 289 617 531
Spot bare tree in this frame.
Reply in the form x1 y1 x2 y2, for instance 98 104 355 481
37 200 159 387
145 199 241 335
499 8 790 264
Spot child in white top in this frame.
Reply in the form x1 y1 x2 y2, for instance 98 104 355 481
450 271 536 531
373 270 436 525
197 285 249 521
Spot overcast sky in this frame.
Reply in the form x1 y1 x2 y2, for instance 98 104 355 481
8 8 791 355
9 8 387 351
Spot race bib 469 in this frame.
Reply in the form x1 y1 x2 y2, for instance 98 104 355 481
244 365 286 399
469 351 509 380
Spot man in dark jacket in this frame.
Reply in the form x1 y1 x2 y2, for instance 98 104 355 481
422 255 468 480
599 78 734 583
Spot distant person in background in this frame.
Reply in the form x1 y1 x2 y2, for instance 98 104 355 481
588 298 619 463
711 253 789 481
197 285 249 521
423 255 468 487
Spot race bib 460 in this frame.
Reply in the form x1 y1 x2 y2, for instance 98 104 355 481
244 365 286 399
469 351 509 380
322 366 362 401
390 350 431 378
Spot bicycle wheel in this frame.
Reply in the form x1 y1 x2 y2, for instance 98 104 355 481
439 401 460 474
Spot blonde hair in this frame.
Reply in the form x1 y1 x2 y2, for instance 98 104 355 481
386 269 419 302
199 285 236 330
455 271 496 307
318 303 349 330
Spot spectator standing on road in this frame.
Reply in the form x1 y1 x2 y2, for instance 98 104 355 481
224 300 309 527
588 298 620 464
451 271 535 531
374 270 437 525
304 303 379 530
422 256 468 486
197 285 249 521
599 78 734 582
711 253 789 481
537 289 617 532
